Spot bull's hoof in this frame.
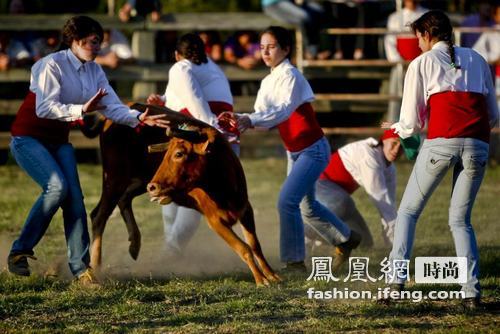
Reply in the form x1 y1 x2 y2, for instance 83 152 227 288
268 273 283 282
256 277 270 287
129 242 141 260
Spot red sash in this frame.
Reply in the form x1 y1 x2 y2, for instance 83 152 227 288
277 102 324 152
320 151 359 194
427 91 490 143
11 91 71 144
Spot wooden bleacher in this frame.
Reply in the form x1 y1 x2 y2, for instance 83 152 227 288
0 13 498 159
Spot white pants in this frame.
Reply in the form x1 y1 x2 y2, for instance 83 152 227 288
162 204 201 252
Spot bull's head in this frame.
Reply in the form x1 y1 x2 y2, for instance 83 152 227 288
147 126 217 205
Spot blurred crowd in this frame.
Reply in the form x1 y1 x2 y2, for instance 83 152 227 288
0 0 499 73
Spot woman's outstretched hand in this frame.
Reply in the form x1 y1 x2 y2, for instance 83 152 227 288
234 114 252 133
146 94 165 106
139 108 170 128
83 88 108 114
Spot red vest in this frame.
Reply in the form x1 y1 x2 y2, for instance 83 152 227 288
427 91 490 143
277 102 324 152
320 151 359 194
396 36 421 61
11 91 72 144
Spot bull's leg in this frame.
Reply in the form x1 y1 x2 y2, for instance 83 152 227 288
89 193 121 269
239 204 281 283
117 178 146 260
189 188 269 286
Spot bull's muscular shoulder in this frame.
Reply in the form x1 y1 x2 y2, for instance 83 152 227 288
202 135 248 210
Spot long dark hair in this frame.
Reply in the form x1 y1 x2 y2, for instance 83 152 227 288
176 33 208 65
410 10 459 69
61 16 103 49
260 26 293 59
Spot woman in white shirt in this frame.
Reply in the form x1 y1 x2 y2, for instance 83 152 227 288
147 33 238 255
385 11 499 308
235 26 359 273
7 16 166 285
304 129 402 251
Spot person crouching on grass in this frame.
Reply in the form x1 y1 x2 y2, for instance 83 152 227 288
304 129 417 251
383 10 498 309
230 26 361 274
7 15 168 286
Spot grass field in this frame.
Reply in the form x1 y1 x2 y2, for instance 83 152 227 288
0 157 499 333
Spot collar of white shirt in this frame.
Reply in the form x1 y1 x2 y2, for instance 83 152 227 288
271 58 291 75
432 41 451 52
66 48 86 72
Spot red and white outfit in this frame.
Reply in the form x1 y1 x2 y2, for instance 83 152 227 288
317 137 397 247
389 41 499 298
12 49 141 143
247 58 323 152
240 58 352 263
159 58 233 130
384 5 428 122
392 41 498 138
160 57 236 253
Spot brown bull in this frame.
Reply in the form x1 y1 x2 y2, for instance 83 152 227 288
89 103 279 285
147 122 280 286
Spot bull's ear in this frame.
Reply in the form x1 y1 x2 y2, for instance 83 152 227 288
193 128 217 155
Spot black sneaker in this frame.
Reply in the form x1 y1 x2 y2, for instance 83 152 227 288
280 261 307 277
461 297 483 311
7 253 37 277
332 230 362 272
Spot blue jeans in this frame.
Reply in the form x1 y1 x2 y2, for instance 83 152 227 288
280 137 351 263
9 136 90 277
304 179 374 248
390 137 488 298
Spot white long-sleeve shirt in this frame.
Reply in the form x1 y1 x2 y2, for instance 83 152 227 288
30 48 140 127
163 58 233 128
246 59 314 129
339 138 397 228
392 41 499 138
473 24 500 65
384 6 427 61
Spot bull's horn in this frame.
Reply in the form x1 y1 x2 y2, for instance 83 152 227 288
169 127 207 143
148 142 170 153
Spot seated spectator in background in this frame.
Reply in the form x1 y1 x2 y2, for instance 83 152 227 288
30 31 61 62
460 0 495 47
262 0 325 59
119 0 162 22
198 30 222 62
327 0 366 60
384 0 427 122
0 32 31 71
95 29 134 69
224 31 261 70
474 2 500 90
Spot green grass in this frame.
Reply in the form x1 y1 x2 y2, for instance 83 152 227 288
0 158 499 333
